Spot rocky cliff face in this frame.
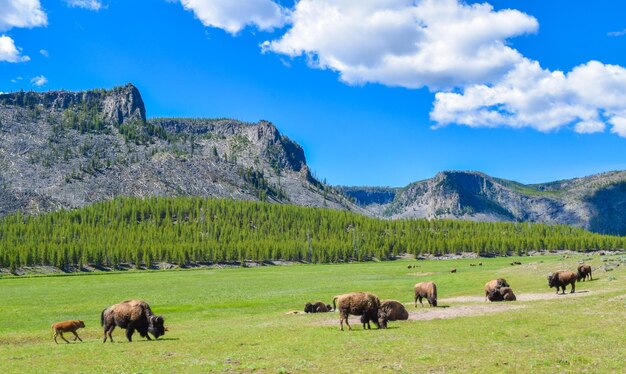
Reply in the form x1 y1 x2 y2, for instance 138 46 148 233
0 83 145 124
345 171 626 235
0 84 359 216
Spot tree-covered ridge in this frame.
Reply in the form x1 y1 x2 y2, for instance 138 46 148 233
1 197 623 272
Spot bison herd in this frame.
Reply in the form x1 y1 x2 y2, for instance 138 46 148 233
298 262 594 331
51 262 595 342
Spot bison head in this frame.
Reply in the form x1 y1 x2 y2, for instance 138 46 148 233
326 304 332 312
547 273 556 288
304 303 313 313
377 309 389 329
148 315 166 339
78 320 85 328
497 279 510 288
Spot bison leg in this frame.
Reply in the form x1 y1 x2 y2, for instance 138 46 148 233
104 325 115 343
570 282 575 293
126 327 135 342
57 332 70 344
72 331 83 342
344 315 352 331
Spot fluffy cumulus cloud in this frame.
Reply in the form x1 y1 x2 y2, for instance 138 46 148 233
263 0 538 89
179 0 288 34
0 35 30 62
431 59 626 136
65 0 103 11
30 75 47 86
0 0 47 31
0 0 47 63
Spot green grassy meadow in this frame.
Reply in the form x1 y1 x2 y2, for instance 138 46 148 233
1 254 625 373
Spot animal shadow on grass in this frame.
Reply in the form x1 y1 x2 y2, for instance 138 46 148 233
129 337 180 343
434 305 450 308
557 290 589 296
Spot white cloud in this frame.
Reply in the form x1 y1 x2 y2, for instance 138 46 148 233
65 0 102 11
178 0 287 34
30 75 47 86
607 29 626 37
39 48 48 57
0 35 30 62
263 0 538 90
0 0 47 32
431 60 626 136
609 117 626 137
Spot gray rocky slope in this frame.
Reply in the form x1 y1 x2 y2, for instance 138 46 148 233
341 170 626 235
0 84 360 215
3 84 626 235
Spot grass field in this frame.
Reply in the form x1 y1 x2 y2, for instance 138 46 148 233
1 254 625 373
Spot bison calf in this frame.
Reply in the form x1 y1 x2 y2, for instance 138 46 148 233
333 292 386 331
414 282 437 307
52 320 85 344
577 264 592 282
548 270 577 294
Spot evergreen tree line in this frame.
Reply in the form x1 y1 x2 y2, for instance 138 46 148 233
1 197 624 271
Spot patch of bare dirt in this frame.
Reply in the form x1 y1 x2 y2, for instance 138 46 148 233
440 290 598 303
407 304 526 320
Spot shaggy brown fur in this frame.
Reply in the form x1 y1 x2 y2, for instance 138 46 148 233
548 270 578 294
487 287 516 302
304 301 331 313
332 292 385 331
484 278 510 301
379 300 409 321
414 282 437 307
101 300 166 343
577 264 592 282
52 320 85 344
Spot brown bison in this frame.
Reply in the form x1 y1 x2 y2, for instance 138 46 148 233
548 271 577 294
304 302 332 313
487 287 516 302
101 300 166 343
414 282 437 307
332 292 386 331
52 320 85 344
451 268 457 273
577 264 592 282
379 300 409 321
484 278 510 301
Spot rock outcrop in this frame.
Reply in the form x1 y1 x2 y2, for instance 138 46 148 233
0 84 358 216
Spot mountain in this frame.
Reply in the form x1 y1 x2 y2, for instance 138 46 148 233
0 84 359 216
3 84 626 235
341 171 626 235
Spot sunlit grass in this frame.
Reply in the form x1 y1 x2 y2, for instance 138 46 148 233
1 254 624 372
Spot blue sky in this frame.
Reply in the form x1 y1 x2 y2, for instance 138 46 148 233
2 0 626 187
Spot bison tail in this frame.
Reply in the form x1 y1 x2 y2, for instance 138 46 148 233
332 296 338 312
100 308 106 326
432 283 437 300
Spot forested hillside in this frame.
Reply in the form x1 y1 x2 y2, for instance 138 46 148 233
1 197 623 272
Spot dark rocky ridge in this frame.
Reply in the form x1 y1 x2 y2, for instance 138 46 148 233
0 84 359 216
